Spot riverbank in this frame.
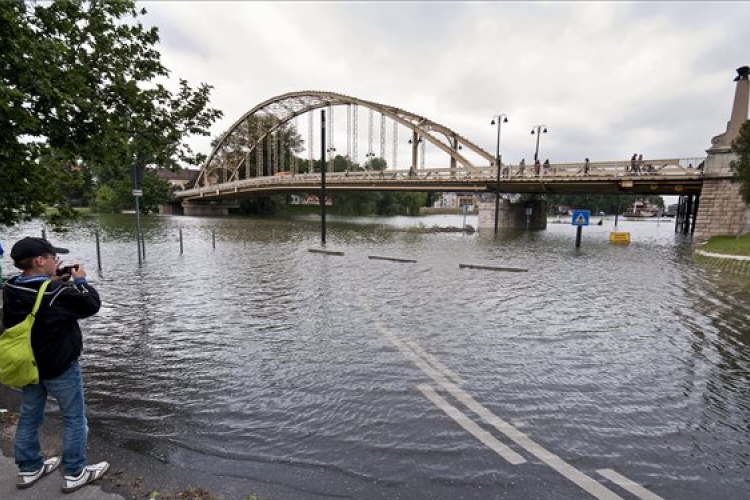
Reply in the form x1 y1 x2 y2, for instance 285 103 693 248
692 233 750 277
693 250 750 277
0 386 274 500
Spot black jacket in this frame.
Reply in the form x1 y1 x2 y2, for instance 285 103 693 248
2 276 101 380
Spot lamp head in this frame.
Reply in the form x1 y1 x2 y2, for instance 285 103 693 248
492 115 508 125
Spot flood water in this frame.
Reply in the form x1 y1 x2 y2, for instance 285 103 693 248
2 213 749 499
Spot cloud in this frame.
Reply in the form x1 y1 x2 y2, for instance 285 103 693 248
139 1 750 167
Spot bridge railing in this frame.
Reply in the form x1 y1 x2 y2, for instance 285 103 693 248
501 157 706 180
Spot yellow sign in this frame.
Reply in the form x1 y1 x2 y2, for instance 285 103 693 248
609 232 631 244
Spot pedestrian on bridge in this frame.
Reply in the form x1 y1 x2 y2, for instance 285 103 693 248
518 158 526 177
630 153 637 174
534 159 541 177
583 158 590 176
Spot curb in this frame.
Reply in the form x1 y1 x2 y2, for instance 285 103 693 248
695 249 750 261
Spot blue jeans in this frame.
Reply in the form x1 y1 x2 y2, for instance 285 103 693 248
14 361 88 476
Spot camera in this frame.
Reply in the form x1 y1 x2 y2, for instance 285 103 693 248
55 264 79 276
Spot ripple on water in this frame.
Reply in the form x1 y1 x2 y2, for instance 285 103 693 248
17 215 750 498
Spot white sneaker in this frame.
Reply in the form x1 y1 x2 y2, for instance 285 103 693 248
17 456 61 489
61 461 110 493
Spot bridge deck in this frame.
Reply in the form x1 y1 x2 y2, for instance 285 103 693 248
177 158 711 201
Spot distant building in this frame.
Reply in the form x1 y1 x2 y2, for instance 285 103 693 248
155 168 199 190
295 195 332 205
433 192 477 210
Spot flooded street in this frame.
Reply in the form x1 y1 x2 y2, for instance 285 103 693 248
2 213 749 499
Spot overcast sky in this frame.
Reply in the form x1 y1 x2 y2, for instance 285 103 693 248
140 1 749 170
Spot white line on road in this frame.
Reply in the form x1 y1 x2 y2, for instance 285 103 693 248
597 469 667 500
375 321 626 500
362 293 667 500
405 340 464 385
418 384 526 465
446 383 625 500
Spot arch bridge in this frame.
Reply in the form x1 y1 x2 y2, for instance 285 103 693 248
177 90 710 205
171 67 750 243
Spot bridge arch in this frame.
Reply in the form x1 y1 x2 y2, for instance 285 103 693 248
195 90 495 188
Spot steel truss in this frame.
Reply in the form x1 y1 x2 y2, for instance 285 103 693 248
194 91 493 188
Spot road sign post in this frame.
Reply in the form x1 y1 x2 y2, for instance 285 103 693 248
571 210 590 248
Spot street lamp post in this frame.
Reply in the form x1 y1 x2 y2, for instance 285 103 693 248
491 114 508 235
326 147 336 174
531 124 547 163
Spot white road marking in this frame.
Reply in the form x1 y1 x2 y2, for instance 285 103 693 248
446 385 625 500
597 469 667 500
375 320 626 500
363 294 666 500
418 384 526 465
405 340 464 385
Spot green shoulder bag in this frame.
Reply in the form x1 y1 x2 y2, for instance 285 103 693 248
0 280 50 388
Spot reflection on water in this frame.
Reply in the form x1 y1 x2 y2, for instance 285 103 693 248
2 213 749 499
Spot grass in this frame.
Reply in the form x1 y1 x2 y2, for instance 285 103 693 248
699 233 750 256
44 206 92 215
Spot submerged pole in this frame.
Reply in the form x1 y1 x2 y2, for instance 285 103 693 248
95 230 102 271
132 162 144 265
614 193 620 228
320 109 327 245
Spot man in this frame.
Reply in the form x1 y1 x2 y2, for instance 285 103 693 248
2 237 109 493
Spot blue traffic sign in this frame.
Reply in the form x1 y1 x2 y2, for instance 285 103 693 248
571 210 590 226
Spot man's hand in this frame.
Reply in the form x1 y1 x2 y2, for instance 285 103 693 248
71 264 86 280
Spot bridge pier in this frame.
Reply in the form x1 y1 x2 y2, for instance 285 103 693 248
693 179 749 240
159 201 184 215
675 195 699 235
182 200 238 217
478 195 548 231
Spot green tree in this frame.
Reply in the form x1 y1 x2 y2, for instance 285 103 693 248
366 157 387 172
139 170 174 214
730 120 750 204
94 185 120 213
0 0 222 226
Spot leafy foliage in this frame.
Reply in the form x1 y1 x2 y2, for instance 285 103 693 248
730 120 750 204
0 0 222 225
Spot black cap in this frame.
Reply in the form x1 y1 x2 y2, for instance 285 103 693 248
10 237 69 262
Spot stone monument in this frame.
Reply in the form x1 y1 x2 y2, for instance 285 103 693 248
693 66 750 240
